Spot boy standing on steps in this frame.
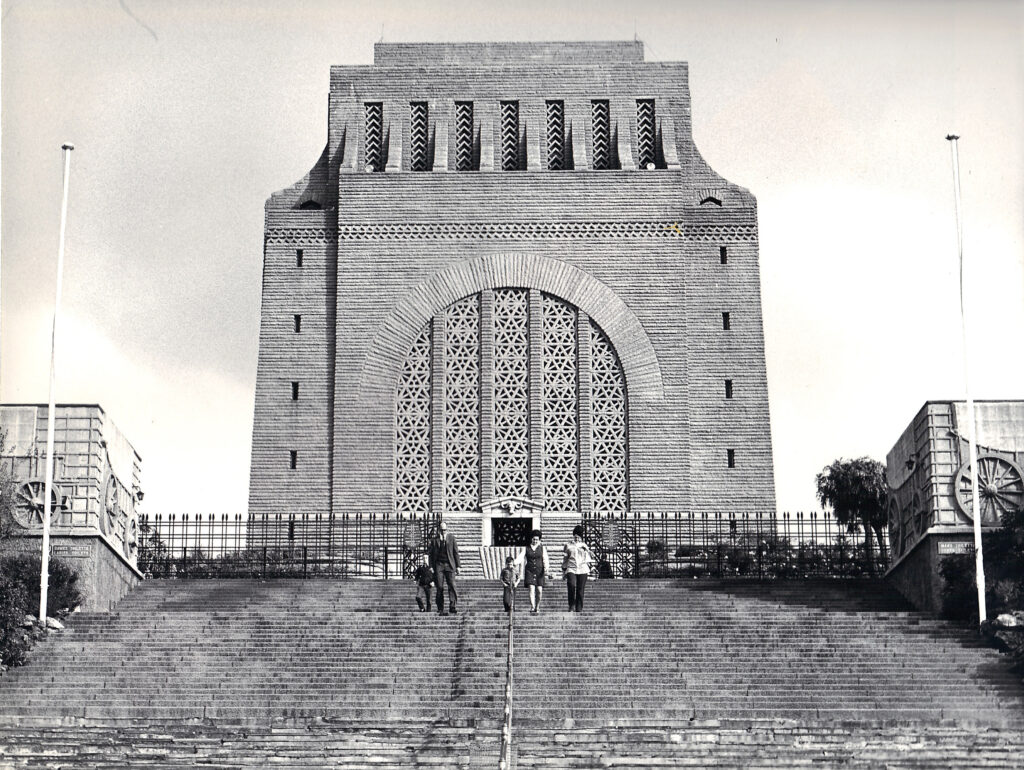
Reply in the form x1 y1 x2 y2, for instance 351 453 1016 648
500 556 520 613
413 554 434 612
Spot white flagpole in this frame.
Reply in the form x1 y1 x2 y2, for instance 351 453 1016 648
40 143 74 625
946 134 986 626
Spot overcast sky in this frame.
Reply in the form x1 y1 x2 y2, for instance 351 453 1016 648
2 0 1022 514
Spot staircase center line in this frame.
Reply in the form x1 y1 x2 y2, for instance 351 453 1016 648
498 593 515 770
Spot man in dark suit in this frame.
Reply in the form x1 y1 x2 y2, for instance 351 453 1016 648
430 520 461 615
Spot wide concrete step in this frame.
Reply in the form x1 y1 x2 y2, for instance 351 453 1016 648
3 720 1024 769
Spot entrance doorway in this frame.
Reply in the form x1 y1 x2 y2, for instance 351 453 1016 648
492 517 533 547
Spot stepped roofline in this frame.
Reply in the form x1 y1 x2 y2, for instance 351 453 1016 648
373 41 645 67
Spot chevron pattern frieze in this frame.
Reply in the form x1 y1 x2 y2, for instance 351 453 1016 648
591 100 611 170
546 101 565 171
636 99 656 169
410 102 429 172
364 102 384 172
500 101 520 171
455 101 474 171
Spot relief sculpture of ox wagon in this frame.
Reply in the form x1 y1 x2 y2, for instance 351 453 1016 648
1 404 143 564
886 400 1024 564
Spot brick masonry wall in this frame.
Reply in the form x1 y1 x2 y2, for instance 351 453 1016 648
248 210 336 517
248 42 776 521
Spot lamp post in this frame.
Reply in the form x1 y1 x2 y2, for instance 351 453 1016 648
946 134 986 626
40 143 74 625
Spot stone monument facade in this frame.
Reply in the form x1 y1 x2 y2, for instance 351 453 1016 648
886 400 1024 611
249 42 776 548
0 404 143 610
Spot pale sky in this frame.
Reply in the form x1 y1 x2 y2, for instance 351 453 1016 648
2 0 1022 515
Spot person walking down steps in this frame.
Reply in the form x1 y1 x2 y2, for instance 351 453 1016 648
430 521 461 616
413 554 435 613
500 556 520 613
562 525 595 613
516 529 550 614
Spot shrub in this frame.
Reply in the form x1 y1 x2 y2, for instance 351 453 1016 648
939 507 1024 675
645 539 667 559
0 554 81 671
0 554 83 619
0 571 31 669
939 550 980 622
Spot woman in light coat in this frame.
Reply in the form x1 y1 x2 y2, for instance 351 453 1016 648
562 525 595 612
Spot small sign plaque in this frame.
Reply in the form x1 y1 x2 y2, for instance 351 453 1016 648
937 541 972 555
51 544 91 559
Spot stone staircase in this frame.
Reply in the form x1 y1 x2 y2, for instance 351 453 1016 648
1 578 1023 768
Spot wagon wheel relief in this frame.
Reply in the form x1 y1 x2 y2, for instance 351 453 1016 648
101 474 119 535
13 480 61 530
123 514 139 559
886 496 903 559
955 455 1024 525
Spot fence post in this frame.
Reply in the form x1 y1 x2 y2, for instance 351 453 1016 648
756 512 764 580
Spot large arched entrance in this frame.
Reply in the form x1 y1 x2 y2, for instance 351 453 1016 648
394 288 629 520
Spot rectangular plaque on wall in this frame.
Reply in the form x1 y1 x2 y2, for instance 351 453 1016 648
937 541 973 555
51 544 91 559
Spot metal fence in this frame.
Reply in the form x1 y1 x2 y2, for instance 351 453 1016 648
137 513 441 579
581 512 889 579
137 511 888 581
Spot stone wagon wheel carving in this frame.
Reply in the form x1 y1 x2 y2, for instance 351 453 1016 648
887 496 903 559
123 514 139 560
100 474 119 535
955 454 1024 525
13 479 62 530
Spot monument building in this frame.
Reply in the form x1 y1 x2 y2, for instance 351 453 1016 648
248 41 776 550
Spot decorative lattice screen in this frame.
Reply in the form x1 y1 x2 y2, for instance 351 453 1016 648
394 290 628 515
493 289 531 499
590 322 629 512
541 293 579 512
443 295 481 512
394 324 432 514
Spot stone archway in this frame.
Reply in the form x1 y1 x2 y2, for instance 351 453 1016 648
357 253 664 406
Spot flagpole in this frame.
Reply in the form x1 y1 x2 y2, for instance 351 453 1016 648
946 134 986 626
40 143 74 625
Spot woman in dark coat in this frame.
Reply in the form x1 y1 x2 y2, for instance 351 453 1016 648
517 529 550 614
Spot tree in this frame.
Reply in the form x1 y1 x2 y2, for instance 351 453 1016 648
815 457 888 572
0 429 16 542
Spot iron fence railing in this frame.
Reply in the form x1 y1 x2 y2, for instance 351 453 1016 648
137 513 441 580
581 512 889 579
137 511 888 581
